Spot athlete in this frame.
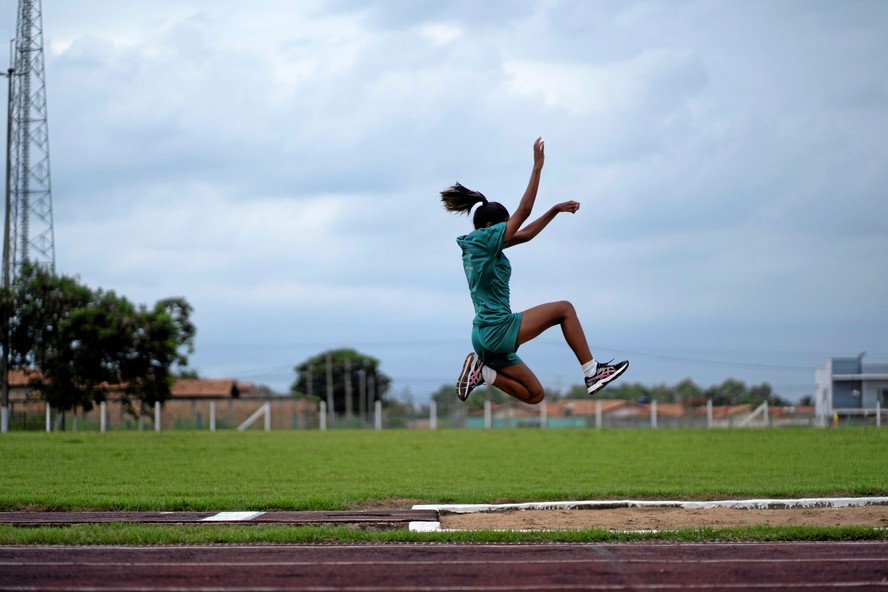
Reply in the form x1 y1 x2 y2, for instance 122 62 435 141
441 137 628 404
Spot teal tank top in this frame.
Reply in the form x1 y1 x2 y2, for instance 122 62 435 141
455 222 513 327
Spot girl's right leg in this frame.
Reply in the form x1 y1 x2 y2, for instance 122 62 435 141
491 362 545 404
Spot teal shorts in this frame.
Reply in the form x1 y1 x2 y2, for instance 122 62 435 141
471 312 523 369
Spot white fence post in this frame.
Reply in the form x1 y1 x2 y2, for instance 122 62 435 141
429 401 437 430
154 402 161 432
209 400 216 432
484 400 491 429
100 401 107 433
45 402 51 432
540 400 547 429
651 400 658 429
237 402 269 431
706 400 713 428
374 400 382 430
1 406 8 433
877 403 882 428
319 401 327 431
595 399 602 429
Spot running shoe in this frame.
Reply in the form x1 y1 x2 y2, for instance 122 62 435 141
585 359 629 395
456 352 485 401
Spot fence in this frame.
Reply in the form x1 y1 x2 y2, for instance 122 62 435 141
4 397 873 432
830 406 886 428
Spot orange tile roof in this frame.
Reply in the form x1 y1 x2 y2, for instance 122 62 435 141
5 371 253 400
170 379 253 398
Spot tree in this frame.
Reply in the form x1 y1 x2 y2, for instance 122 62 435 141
117 297 196 416
8 263 98 414
291 348 391 416
705 378 748 406
430 383 457 417
675 378 704 405
566 381 651 401
5 262 196 419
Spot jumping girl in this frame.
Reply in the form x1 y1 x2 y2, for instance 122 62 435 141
441 137 628 404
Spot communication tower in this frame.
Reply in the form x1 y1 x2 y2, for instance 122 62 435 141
2 0 55 431
9 0 55 273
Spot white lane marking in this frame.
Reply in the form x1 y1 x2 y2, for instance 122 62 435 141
200 512 264 522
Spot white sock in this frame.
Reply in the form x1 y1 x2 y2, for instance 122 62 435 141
481 365 497 385
581 359 598 378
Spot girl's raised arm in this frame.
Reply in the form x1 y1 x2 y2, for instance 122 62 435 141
503 137 544 244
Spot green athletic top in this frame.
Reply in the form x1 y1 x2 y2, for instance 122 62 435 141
456 222 513 328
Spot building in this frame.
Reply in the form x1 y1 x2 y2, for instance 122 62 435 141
815 355 888 424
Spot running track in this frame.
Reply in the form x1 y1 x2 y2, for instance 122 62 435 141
2 542 887 591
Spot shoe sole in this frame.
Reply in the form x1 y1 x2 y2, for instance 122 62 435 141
586 361 629 395
457 354 479 401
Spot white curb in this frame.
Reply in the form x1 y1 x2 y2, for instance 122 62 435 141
409 497 888 533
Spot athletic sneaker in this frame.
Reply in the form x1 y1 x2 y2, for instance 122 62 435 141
456 352 485 401
585 359 629 395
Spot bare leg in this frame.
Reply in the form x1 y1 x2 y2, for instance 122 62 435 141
517 301 592 364
491 362 545 405
486 301 592 405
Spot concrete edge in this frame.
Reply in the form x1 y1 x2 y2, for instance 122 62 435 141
408 497 888 533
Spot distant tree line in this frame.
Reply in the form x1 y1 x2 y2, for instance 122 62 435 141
430 377 792 416
1 262 196 423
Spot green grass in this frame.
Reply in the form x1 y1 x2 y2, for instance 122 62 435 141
1 524 885 545
1 428 887 543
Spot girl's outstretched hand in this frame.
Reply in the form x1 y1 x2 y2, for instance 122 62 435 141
554 200 580 214
533 137 545 170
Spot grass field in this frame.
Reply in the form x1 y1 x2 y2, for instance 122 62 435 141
2 428 887 543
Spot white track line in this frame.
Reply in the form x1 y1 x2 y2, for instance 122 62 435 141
3 582 888 591
200 512 265 522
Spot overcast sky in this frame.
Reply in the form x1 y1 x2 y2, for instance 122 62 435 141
2 0 886 403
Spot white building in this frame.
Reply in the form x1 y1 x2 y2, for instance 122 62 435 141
815 355 888 425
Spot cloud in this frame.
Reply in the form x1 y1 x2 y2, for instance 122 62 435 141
4 0 885 400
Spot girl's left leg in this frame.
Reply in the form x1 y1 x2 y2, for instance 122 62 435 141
481 301 588 405
517 301 592 363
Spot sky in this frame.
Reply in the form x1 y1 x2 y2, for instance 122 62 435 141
1 0 886 404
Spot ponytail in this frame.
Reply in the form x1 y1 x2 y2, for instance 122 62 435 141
441 182 509 230
440 182 487 214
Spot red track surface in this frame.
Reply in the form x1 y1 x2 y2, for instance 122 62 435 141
0 510 434 526
2 542 887 591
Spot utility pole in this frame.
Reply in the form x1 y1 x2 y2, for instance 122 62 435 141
1 64 13 433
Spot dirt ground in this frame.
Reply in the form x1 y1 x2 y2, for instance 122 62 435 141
441 506 888 531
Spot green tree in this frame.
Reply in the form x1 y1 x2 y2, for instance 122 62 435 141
567 381 651 401
291 348 390 416
8 263 97 414
117 297 196 416
5 263 195 419
746 382 789 407
706 378 749 406
675 378 704 404
463 385 510 409
430 383 457 417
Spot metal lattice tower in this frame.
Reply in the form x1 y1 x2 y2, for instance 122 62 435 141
9 0 54 273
